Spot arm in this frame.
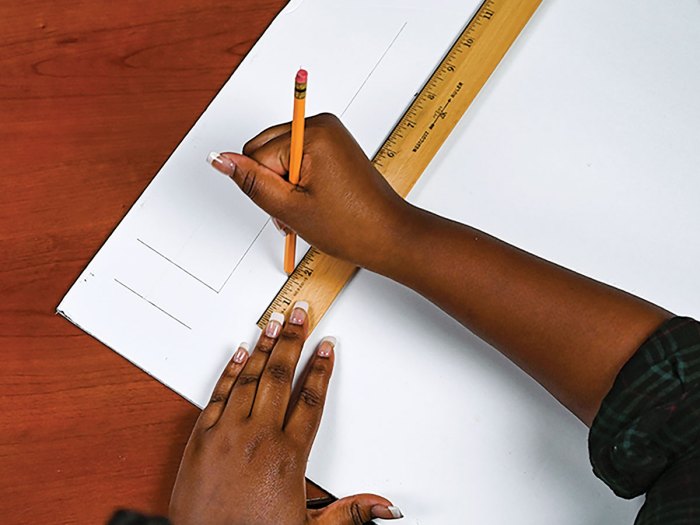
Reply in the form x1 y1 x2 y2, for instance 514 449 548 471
209 113 671 425
377 205 669 425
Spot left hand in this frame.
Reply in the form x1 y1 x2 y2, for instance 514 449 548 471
169 302 402 525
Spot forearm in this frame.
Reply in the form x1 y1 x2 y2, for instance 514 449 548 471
375 203 671 425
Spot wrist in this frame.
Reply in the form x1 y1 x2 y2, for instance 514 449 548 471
362 200 428 277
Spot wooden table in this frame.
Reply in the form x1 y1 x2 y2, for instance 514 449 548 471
0 2 328 522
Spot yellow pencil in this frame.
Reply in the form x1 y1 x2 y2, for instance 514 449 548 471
284 68 307 274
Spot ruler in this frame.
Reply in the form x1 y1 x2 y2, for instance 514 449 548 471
257 0 542 331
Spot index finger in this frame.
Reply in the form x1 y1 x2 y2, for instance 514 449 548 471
243 122 291 158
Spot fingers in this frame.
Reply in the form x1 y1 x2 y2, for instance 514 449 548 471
209 301 336 444
245 131 292 177
221 313 285 421
284 338 335 449
196 343 250 430
207 151 291 218
310 494 403 525
242 121 292 157
251 301 309 426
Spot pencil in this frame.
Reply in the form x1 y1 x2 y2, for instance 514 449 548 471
284 68 308 275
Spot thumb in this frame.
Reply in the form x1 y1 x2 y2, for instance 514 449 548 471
207 151 290 217
311 493 403 525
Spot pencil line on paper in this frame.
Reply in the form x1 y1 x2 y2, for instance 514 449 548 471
136 238 219 293
219 217 271 292
113 278 192 330
341 21 408 117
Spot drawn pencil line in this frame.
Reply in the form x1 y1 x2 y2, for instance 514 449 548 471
219 217 271 292
137 239 219 293
341 21 408 117
114 278 192 330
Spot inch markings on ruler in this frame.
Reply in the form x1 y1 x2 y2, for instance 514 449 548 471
257 0 542 331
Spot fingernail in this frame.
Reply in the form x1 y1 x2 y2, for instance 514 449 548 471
289 300 309 325
317 336 336 358
207 151 236 177
371 505 403 519
233 342 249 364
265 312 285 338
272 218 287 237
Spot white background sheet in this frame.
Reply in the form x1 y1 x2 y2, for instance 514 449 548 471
59 1 700 523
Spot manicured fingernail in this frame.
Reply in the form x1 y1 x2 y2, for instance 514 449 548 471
289 301 308 325
272 217 287 237
265 312 285 338
371 505 403 519
317 336 336 358
207 151 236 177
233 342 249 364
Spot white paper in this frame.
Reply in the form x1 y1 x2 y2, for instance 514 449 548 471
59 0 700 523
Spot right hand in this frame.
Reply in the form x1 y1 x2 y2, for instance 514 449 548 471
208 113 413 271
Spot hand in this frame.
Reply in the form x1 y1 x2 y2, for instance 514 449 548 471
169 303 403 525
207 113 414 272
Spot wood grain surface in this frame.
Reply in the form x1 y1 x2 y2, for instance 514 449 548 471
0 1 329 523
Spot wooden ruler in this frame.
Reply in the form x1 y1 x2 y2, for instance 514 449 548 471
257 0 542 331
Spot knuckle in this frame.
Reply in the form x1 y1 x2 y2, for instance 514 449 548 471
242 433 264 462
299 387 323 408
242 139 254 156
275 454 299 478
315 128 334 147
237 373 260 386
240 169 258 200
311 361 329 375
308 117 337 144
350 502 365 525
255 338 275 353
279 325 304 342
266 363 293 383
208 392 228 404
314 112 339 125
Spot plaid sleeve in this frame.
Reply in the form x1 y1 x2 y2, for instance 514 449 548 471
589 317 700 524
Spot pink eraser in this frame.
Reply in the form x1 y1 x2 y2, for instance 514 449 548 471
296 69 308 83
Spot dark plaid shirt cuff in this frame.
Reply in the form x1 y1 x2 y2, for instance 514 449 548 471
589 316 700 524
